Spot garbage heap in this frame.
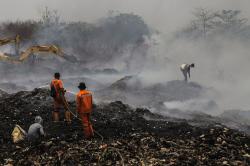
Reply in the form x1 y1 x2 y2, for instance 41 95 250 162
0 89 249 165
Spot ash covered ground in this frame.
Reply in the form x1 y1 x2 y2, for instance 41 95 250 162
0 79 250 165
0 6 250 165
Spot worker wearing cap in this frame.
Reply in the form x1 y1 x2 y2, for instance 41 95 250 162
50 72 71 123
180 63 195 82
76 82 94 138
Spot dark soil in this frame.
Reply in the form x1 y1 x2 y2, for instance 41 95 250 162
0 89 249 165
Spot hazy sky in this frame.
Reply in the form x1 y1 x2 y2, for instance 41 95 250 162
0 0 250 110
0 0 249 33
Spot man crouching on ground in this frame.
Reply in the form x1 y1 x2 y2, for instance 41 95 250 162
27 116 45 144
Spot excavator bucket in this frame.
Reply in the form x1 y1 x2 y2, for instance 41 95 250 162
0 53 20 64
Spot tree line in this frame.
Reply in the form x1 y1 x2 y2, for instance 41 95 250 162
179 8 249 39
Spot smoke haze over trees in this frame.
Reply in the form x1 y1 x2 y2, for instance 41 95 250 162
179 8 249 39
1 6 250 111
0 8 150 71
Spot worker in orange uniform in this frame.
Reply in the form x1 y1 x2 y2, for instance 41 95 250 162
50 72 71 123
76 82 94 138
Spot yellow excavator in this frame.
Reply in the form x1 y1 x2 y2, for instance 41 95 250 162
0 35 20 54
0 35 76 63
0 52 19 63
0 45 68 63
18 45 66 62
0 35 20 47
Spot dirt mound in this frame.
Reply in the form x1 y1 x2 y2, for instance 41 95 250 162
95 76 217 110
0 89 249 165
147 80 203 101
0 89 7 98
0 82 27 93
220 110 250 123
108 75 142 90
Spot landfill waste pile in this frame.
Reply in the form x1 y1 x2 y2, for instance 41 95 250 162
0 89 7 98
0 74 105 94
0 83 27 94
95 76 216 108
95 76 250 134
0 88 250 165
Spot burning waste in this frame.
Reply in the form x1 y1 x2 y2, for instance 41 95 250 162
0 85 249 165
0 2 250 165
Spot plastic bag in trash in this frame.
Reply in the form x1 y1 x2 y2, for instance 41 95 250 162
11 125 26 143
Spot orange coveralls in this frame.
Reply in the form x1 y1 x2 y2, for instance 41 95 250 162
76 90 94 138
51 79 64 110
51 79 71 122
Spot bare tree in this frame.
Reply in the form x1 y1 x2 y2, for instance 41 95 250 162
40 6 60 26
214 10 247 32
192 8 215 38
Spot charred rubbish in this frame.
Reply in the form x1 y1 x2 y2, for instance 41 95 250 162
0 88 249 165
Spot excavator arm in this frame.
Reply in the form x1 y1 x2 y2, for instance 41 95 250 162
0 52 20 64
0 38 15 46
0 35 20 45
0 41 76 63
0 35 20 55
18 45 65 62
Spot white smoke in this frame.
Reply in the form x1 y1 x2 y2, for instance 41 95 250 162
0 0 250 114
164 99 218 115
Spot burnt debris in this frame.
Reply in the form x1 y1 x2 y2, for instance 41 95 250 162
0 88 249 165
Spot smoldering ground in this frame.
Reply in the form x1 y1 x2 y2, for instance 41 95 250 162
0 1 250 130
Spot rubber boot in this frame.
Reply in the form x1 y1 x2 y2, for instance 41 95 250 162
83 123 94 139
52 111 60 122
65 111 72 124
89 124 94 137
